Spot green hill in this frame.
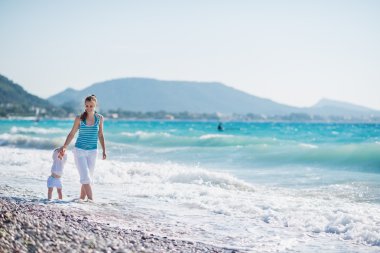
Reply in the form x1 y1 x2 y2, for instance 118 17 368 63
0 74 64 117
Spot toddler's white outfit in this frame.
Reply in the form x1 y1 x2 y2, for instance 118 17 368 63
47 148 67 189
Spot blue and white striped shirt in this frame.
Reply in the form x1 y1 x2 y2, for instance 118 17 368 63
75 114 101 150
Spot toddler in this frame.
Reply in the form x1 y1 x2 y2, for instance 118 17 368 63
47 148 67 200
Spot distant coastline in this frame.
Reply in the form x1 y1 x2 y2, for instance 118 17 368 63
2 110 380 123
2 73 380 123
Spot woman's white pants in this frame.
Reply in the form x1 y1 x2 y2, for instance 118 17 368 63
73 147 97 184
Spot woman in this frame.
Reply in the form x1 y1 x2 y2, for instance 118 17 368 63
59 94 106 201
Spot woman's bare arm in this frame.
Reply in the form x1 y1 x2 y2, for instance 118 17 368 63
59 117 80 158
98 115 106 160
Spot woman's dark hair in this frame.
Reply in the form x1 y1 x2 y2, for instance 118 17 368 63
80 95 97 121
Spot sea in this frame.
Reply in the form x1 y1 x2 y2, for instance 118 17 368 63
0 119 379 252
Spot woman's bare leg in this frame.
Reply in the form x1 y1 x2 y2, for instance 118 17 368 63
80 185 86 200
83 184 93 200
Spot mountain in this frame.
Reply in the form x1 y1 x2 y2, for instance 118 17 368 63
0 74 63 117
313 98 377 112
309 98 380 117
0 72 380 121
48 77 380 118
51 87 78 106
2 73 379 120
48 78 301 115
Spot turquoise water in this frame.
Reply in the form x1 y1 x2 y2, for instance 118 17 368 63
2 119 379 180
1 119 380 252
1 119 380 194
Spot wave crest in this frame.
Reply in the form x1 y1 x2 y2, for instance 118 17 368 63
10 126 66 135
0 133 63 149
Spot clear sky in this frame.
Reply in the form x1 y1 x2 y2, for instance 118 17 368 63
1 0 379 109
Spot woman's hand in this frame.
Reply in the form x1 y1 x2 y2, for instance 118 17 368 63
102 151 107 160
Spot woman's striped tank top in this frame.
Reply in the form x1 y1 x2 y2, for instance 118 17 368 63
75 114 100 150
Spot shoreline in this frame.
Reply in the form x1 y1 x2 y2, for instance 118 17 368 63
1 117 380 124
0 196 239 253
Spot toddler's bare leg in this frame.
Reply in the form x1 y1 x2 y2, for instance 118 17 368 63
57 188 63 200
48 188 53 200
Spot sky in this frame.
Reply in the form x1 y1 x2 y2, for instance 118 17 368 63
0 0 379 109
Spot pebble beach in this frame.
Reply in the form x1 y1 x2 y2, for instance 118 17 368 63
0 196 238 253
